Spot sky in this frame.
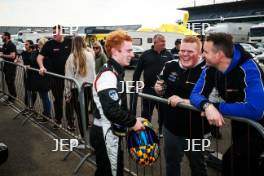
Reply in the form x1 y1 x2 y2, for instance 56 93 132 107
0 0 242 27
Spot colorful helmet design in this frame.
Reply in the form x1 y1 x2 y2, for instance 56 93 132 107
127 119 160 167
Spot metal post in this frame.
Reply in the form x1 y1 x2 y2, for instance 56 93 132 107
71 82 93 174
0 61 5 99
1 61 6 96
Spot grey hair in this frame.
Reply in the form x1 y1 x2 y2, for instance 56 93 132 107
153 34 165 43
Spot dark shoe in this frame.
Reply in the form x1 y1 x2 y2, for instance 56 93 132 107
7 96 15 102
3 99 13 105
22 110 30 116
53 123 62 130
67 125 76 132
38 118 48 123
7 97 16 104
42 112 51 118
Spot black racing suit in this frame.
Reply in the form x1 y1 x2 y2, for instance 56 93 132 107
91 58 136 176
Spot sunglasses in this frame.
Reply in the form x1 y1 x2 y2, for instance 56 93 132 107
93 47 100 50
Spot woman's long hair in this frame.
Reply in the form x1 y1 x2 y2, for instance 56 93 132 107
71 36 87 77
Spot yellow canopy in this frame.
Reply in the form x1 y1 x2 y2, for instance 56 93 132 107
137 23 199 36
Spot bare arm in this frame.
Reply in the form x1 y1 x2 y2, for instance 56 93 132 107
37 54 46 75
0 52 16 60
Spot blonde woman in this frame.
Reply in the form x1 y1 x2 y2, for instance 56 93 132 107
65 36 95 136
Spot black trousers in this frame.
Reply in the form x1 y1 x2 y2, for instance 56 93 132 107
90 125 124 176
222 125 264 176
50 78 64 123
24 72 37 107
141 86 164 131
3 63 17 99
24 89 37 107
65 87 92 137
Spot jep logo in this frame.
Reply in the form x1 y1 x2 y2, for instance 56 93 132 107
52 139 79 152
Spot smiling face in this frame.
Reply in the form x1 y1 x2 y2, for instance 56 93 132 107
179 41 201 68
202 41 221 67
112 41 134 66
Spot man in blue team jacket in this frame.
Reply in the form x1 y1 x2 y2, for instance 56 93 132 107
190 33 264 176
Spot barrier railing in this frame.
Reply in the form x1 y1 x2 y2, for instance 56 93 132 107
64 81 94 174
137 92 264 139
1 59 263 175
0 60 94 174
124 91 264 176
0 58 4 99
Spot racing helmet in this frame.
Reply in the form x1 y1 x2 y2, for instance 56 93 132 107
127 119 160 167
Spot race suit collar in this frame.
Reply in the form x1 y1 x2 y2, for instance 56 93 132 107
108 58 125 76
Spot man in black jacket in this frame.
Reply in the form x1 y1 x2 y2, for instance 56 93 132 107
132 34 173 135
154 36 210 176
171 38 181 59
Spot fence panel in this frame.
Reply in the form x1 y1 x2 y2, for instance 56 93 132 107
124 92 264 176
0 60 25 105
1 59 263 175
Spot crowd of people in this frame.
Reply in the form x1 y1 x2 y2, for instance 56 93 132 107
0 26 263 176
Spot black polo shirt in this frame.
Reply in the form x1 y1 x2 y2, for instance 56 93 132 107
40 38 71 75
21 51 32 65
133 48 173 87
2 41 17 62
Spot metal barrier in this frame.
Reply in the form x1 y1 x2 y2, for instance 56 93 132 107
0 59 4 99
138 92 264 139
0 60 27 107
1 59 263 175
122 92 264 176
0 60 94 174
64 81 94 174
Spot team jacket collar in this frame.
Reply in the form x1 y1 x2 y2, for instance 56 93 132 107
224 44 241 75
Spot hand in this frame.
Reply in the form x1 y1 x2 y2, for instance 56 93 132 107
0 52 3 58
204 104 225 127
154 80 164 96
65 95 71 103
167 95 182 107
39 67 46 76
200 111 205 117
131 117 145 131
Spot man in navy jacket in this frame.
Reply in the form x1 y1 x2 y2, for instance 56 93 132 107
190 33 264 176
